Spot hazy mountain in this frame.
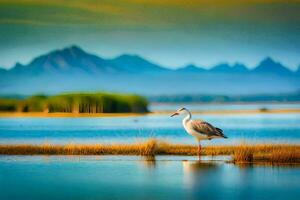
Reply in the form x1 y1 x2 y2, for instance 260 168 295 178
209 63 249 73
253 57 292 75
109 54 168 73
4 46 296 76
0 45 299 95
231 63 249 73
210 63 231 72
0 68 6 74
296 65 300 75
9 45 118 75
176 64 206 73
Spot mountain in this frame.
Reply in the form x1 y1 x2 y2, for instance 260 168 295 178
109 54 168 73
209 63 248 73
296 65 300 75
0 45 299 95
253 57 292 75
0 68 6 74
176 64 206 73
231 63 249 73
210 63 231 73
9 45 119 75
8 46 168 75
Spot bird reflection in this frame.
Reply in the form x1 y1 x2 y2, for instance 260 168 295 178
183 160 218 193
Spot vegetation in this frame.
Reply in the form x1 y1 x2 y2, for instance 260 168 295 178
0 92 148 113
0 140 299 164
232 144 300 164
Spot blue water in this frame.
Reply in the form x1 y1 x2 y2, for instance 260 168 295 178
150 103 300 111
0 113 300 145
0 156 299 200
0 105 300 200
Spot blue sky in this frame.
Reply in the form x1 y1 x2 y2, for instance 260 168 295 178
0 0 299 70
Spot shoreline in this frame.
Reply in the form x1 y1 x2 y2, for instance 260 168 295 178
0 108 300 118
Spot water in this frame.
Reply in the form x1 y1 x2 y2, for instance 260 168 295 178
0 155 299 200
0 104 299 199
0 113 300 145
150 102 300 112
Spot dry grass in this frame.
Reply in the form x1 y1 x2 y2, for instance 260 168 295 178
0 139 158 157
232 144 300 164
0 140 299 164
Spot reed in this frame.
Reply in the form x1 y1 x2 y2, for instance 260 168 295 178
232 144 300 164
0 140 299 164
0 139 158 156
232 144 254 162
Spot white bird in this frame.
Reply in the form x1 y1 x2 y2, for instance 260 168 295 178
171 107 227 160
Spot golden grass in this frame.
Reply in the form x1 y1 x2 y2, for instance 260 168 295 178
0 139 158 157
0 140 299 164
232 144 300 164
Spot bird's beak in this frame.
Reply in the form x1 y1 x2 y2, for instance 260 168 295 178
170 112 179 117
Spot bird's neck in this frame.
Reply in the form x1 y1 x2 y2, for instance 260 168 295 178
183 110 192 124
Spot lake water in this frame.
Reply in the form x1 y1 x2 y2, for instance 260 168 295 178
0 104 299 200
0 113 300 145
150 102 300 112
0 155 299 200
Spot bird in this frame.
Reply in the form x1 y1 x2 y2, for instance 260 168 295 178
171 107 227 160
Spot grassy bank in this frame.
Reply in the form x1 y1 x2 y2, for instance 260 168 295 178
0 92 148 113
1 140 299 164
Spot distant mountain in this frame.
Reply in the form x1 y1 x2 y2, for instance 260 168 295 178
0 45 299 95
9 45 119 75
296 65 300 75
210 63 231 73
8 46 168 75
252 57 292 75
210 63 249 73
109 54 167 73
231 63 249 73
176 64 206 73
0 68 6 74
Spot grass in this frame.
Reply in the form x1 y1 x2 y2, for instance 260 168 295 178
0 139 299 164
232 144 300 164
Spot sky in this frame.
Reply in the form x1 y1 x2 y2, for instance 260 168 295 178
0 0 299 70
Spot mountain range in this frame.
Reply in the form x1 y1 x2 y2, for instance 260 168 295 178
0 45 299 95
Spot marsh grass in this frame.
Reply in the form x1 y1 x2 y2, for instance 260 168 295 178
232 144 300 164
0 140 299 164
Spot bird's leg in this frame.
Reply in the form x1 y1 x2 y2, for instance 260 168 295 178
198 141 201 161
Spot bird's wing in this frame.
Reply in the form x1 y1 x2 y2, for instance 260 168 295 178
189 120 227 138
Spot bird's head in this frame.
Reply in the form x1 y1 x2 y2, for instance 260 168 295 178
170 107 188 117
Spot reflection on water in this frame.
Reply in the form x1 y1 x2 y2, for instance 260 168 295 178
141 156 156 169
182 161 218 189
0 156 299 200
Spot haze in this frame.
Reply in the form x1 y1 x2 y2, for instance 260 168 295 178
0 0 299 69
